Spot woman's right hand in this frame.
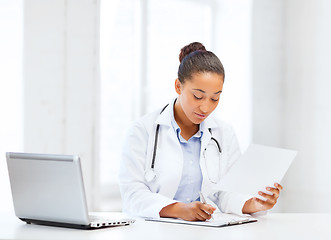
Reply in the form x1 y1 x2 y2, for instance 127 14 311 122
159 202 216 221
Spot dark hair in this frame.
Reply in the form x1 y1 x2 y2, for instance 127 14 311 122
178 42 225 84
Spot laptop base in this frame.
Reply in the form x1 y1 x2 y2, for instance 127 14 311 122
20 218 125 230
20 218 95 229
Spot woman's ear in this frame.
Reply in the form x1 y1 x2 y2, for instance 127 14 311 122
175 78 182 95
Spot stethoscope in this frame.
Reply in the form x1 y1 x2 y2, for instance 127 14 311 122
144 103 222 184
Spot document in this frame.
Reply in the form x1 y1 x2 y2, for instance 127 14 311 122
219 144 297 199
145 212 257 227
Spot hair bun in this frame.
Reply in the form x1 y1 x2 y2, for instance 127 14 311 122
179 42 206 63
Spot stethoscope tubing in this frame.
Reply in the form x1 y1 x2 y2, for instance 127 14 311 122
151 124 160 169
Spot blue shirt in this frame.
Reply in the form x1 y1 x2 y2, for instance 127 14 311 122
171 111 203 203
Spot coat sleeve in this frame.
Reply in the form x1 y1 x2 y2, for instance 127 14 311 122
209 124 252 215
118 120 177 219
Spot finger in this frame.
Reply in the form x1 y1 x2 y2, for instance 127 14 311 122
193 203 212 221
274 183 283 190
196 210 211 221
194 213 205 221
266 187 280 198
197 205 213 220
258 191 277 204
200 204 216 215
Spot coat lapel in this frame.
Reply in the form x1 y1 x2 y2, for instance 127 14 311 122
153 99 183 198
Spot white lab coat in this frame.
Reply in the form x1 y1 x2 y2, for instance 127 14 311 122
118 99 251 219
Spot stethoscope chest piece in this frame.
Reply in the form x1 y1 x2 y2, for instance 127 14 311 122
145 169 157 182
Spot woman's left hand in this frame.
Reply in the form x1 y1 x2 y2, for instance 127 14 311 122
242 183 283 214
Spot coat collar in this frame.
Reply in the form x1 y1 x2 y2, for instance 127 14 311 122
154 98 219 131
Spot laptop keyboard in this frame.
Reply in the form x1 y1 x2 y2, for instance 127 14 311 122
89 215 113 221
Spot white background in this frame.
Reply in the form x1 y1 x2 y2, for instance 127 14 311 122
1 0 331 213
0 0 23 214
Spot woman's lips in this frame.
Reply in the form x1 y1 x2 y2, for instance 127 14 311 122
195 112 206 119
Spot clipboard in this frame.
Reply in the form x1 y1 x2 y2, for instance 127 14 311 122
145 213 257 227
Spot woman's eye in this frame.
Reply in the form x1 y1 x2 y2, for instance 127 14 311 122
194 95 202 100
211 98 219 102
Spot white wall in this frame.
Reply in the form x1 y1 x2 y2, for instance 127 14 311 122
213 0 253 152
252 0 331 213
251 0 285 212
5 0 331 214
281 0 331 212
0 0 23 213
24 0 100 210
251 0 284 147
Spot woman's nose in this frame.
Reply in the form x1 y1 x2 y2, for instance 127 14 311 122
200 100 210 113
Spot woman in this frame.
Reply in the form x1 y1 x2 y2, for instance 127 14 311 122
119 42 282 221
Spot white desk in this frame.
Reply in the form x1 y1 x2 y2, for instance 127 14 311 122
0 213 330 240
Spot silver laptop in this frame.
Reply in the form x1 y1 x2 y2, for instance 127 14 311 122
6 152 135 229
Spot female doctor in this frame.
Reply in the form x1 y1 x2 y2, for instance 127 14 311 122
119 42 283 221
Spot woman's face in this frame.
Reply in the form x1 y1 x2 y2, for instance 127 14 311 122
175 72 224 125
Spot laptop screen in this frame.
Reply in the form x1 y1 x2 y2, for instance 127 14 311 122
6 152 90 225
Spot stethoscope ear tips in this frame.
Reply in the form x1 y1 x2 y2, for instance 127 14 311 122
145 169 157 182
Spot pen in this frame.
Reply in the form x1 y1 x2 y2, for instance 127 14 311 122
199 192 214 220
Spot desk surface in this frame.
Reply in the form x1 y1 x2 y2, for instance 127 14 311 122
0 212 330 240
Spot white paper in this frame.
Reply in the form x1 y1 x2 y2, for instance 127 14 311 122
219 144 297 198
